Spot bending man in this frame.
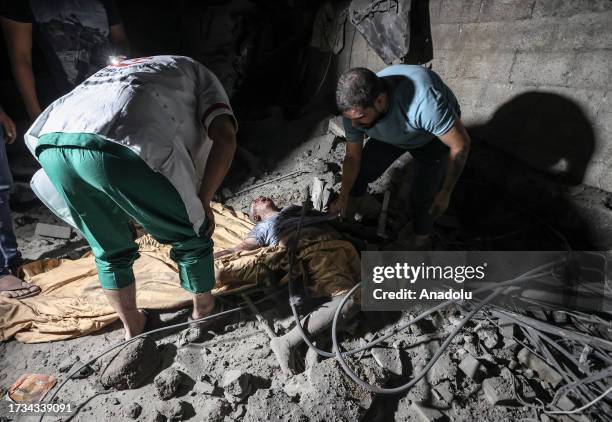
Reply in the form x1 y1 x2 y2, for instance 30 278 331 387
330 66 471 249
25 56 237 340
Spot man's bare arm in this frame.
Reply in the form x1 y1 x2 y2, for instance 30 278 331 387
438 118 471 195
329 140 363 215
1 18 41 120
429 118 471 218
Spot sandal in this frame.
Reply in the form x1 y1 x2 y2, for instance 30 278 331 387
0 274 41 299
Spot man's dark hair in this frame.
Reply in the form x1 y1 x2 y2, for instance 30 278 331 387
336 67 385 111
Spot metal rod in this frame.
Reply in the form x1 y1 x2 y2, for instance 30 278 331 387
241 293 277 339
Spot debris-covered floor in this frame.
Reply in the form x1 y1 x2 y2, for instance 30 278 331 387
1 110 611 422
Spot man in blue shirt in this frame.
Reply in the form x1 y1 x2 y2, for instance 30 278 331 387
330 65 471 249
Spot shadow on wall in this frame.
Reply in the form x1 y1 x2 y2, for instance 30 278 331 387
456 92 600 249
469 92 595 185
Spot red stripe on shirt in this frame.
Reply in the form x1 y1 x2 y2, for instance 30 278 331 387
202 103 231 126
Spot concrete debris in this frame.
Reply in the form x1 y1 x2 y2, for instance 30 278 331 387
311 177 326 211
35 222 71 239
222 369 254 403
476 327 501 349
157 400 188 422
125 402 142 419
154 368 185 400
58 356 78 373
458 354 486 381
517 348 563 387
428 352 455 385
283 373 309 398
200 397 230 422
100 336 161 390
193 379 216 395
482 376 515 406
327 116 345 138
433 380 454 406
244 388 306 422
371 346 403 376
412 402 447 422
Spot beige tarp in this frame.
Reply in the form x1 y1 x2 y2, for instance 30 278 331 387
0 203 359 343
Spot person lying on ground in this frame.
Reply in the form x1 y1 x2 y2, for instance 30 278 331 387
215 196 357 375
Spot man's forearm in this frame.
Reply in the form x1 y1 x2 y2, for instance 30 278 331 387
441 145 470 194
198 135 236 204
13 62 41 120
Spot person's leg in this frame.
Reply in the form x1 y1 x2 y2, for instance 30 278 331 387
38 146 146 339
350 139 407 197
408 138 449 242
93 145 216 321
270 295 356 375
0 128 38 298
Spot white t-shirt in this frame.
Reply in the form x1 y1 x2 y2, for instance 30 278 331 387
25 55 237 233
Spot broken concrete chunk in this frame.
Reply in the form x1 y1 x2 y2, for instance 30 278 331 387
58 356 79 373
35 222 71 239
282 373 309 398
154 368 185 400
476 327 500 349
371 346 403 376
201 397 231 422
459 354 485 381
412 403 446 422
433 380 454 405
125 402 142 419
517 348 563 387
482 376 516 406
222 369 254 403
193 380 216 396
327 116 346 138
158 400 188 422
100 337 161 390
428 352 455 385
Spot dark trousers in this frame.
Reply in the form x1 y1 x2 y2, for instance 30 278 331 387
0 126 21 274
350 138 449 235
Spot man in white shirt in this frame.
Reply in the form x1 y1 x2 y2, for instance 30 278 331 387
25 55 237 340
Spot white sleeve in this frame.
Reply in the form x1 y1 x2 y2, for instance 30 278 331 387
195 62 238 132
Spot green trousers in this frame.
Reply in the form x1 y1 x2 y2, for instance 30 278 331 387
37 133 214 293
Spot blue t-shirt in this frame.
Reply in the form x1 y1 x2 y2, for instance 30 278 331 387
343 65 460 149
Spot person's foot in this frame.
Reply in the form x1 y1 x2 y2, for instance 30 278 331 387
270 337 295 376
124 309 148 340
0 274 41 299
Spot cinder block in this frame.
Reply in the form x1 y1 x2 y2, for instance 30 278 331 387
533 0 612 18
570 50 612 89
478 0 536 22
35 223 72 239
509 52 573 86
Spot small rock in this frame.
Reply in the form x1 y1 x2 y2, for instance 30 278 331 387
283 373 309 398
428 352 455 385
154 368 185 400
412 403 446 422
59 356 79 373
125 402 142 419
517 348 563 387
111 397 120 405
433 380 454 405
193 380 215 395
100 337 161 390
158 400 188 422
459 354 485 381
476 327 500 349
201 397 230 422
371 347 403 376
222 370 253 403
482 376 515 405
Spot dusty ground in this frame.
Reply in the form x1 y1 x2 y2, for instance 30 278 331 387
0 112 606 421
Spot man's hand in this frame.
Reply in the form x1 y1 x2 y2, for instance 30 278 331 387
0 110 16 144
203 203 215 237
329 194 349 217
429 191 450 220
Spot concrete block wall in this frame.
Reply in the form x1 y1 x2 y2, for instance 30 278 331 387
337 0 612 192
